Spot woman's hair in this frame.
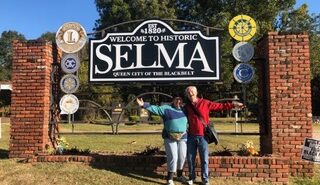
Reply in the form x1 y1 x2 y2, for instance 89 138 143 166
172 94 183 100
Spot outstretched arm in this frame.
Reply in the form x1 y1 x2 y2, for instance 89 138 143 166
207 100 245 111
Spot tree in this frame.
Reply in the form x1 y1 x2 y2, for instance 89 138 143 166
0 31 25 107
0 31 26 81
276 4 320 115
39 32 56 42
92 0 312 116
94 0 176 32
275 4 320 78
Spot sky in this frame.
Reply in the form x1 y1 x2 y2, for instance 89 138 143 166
0 0 99 40
0 0 319 40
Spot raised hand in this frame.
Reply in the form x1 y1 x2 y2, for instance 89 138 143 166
136 98 144 107
232 101 245 109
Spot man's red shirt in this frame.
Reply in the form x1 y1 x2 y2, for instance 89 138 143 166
185 98 233 136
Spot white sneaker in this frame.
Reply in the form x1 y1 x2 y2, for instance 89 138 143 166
167 179 175 185
187 179 193 185
177 176 188 183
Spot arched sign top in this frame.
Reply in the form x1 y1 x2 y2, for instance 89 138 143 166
89 19 221 84
87 19 224 37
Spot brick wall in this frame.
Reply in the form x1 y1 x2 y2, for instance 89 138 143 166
31 155 290 185
257 32 314 176
9 40 58 158
10 32 314 184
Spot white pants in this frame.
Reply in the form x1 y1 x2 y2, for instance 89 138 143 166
164 138 187 172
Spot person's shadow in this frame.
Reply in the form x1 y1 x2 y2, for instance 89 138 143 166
0 149 9 159
89 153 166 184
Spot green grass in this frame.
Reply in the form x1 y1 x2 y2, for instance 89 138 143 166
1 119 320 184
58 120 260 153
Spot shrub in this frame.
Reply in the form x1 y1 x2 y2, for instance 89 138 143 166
211 146 234 156
150 115 161 122
134 145 161 156
237 140 259 156
129 115 140 122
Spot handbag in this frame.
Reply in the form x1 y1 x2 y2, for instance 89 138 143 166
203 125 219 145
162 129 185 141
169 132 184 141
189 103 219 145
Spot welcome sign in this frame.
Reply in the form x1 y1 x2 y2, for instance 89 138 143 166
89 19 220 83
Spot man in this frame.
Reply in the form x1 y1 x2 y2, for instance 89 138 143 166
184 86 244 185
136 95 188 185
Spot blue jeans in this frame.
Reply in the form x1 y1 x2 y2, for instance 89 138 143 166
187 135 209 182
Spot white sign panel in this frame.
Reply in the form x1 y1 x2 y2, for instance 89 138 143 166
301 138 320 163
59 94 79 115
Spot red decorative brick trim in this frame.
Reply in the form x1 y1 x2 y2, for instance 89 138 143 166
30 155 290 184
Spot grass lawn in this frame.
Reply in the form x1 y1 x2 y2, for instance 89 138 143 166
59 120 260 153
1 118 320 184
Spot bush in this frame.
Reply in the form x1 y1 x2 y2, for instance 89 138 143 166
129 115 140 122
150 115 161 122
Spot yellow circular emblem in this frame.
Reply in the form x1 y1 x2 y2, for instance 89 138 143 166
228 15 257 41
56 22 87 53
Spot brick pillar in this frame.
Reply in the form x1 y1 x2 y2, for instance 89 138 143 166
9 40 58 158
257 32 313 176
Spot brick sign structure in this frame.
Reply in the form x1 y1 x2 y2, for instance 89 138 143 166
9 32 313 184
9 40 61 158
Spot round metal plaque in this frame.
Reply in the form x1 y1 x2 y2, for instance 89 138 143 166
232 42 254 62
56 22 87 53
61 54 80 73
59 94 79 114
60 74 80 94
228 14 257 41
233 63 255 83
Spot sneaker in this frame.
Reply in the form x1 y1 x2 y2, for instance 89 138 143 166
201 181 209 185
167 179 175 185
177 176 188 183
186 179 193 185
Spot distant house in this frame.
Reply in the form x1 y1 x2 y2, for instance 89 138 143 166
0 81 12 91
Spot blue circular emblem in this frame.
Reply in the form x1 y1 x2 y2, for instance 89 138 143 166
233 63 254 83
61 54 80 73
60 74 80 94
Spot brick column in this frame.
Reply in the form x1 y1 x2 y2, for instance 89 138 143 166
9 40 58 158
257 32 313 176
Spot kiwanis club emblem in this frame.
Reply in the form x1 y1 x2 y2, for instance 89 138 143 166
56 22 87 53
61 54 80 73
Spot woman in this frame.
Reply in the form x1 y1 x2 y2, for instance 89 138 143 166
136 95 188 185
